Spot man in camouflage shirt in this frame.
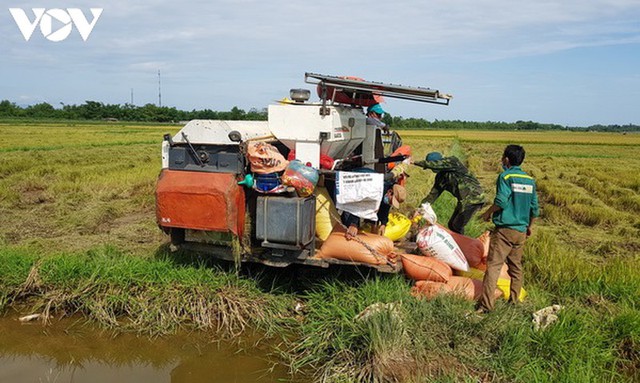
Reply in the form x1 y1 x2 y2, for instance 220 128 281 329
414 152 485 235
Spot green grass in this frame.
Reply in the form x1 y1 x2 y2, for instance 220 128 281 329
280 224 638 382
0 245 295 336
0 124 639 382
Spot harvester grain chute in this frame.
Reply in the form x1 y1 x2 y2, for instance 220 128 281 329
155 72 452 271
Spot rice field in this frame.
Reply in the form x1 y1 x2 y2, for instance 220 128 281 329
0 122 638 382
403 130 640 258
0 122 177 254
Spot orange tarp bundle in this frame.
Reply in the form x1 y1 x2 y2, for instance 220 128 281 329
156 170 245 236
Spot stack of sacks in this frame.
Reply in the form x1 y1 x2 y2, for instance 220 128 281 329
403 253 502 301
457 230 527 301
406 226 509 301
315 230 395 266
398 221 529 302
410 228 527 302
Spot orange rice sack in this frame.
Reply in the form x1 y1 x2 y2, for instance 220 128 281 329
401 254 452 283
411 281 447 299
500 263 511 280
448 276 483 300
411 277 476 300
316 231 394 265
477 230 491 259
412 277 501 301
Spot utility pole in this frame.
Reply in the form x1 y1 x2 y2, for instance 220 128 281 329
158 69 162 107
130 88 134 105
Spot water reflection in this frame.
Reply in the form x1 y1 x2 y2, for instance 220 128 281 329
0 315 291 383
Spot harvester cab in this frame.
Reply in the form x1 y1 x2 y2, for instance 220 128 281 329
156 73 451 271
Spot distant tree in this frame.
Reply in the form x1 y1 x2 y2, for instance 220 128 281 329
246 107 267 120
25 102 56 118
229 106 245 120
382 113 393 126
78 101 105 120
0 100 21 117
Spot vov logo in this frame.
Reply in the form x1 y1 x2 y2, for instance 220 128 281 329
9 8 103 42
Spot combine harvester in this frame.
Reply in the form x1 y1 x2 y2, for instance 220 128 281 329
155 73 451 272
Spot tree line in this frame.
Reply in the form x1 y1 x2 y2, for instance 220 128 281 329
388 116 640 132
0 100 267 122
1 100 638 132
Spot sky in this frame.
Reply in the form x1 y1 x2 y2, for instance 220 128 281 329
1 0 639 127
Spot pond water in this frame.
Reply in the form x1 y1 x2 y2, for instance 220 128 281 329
0 315 293 383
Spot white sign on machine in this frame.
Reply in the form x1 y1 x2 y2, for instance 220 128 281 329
335 171 384 221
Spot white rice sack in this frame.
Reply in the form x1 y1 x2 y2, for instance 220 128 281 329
416 225 469 271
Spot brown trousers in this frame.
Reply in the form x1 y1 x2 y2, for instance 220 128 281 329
479 227 527 311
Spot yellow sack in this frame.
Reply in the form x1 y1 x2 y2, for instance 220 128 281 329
454 267 528 302
384 213 412 242
315 186 340 241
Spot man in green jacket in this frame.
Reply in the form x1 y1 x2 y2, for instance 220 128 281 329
477 144 539 312
414 152 485 235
